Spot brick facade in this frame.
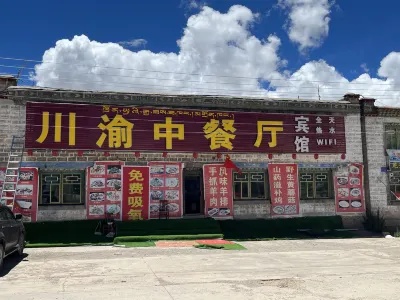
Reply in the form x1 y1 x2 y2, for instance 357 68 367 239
1 95 368 224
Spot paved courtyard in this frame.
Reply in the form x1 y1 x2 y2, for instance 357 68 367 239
1 238 400 299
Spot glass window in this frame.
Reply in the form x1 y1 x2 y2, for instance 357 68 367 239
389 172 400 201
385 125 400 150
299 171 332 200
233 172 268 200
40 172 84 205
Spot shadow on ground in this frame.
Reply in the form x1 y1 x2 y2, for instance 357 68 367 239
0 253 29 277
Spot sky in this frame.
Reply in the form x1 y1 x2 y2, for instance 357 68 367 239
1 0 400 106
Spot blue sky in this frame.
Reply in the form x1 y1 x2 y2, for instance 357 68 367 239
1 0 400 106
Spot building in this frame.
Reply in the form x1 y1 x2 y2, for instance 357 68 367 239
0 85 385 228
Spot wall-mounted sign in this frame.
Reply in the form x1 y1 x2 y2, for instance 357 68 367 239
334 163 365 213
203 164 233 219
26 102 346 154
86 161 124 220
268 164 300 216
121 166 150 221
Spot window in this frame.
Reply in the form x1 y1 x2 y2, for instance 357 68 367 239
385 124 400 150
300 171 332 200
389 172 400 201
40 172 85 205
233 172 267 200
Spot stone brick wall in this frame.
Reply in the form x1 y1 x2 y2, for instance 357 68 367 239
365 116 400 227
0 101 366 223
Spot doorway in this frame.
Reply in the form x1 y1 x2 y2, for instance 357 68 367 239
183 169 204 215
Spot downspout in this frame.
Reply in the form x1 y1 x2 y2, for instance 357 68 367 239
359 98 372 214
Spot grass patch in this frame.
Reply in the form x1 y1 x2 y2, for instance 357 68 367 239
116 241 156 248
114 233 223 243
194 243 246 250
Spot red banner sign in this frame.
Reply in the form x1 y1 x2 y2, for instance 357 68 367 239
203 164 233 218
86 161 124 219
0 168 38 222
148 162 183 219
335 163 365 213
26 102 346 154
268 164 300 216
122 166 150 221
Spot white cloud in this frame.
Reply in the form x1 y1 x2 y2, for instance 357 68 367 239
33 5 283 96
360 63 369 73
279 0 332 52
32 5 400 107
118 39 147 48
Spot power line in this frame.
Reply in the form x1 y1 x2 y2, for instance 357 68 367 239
0 56 399 86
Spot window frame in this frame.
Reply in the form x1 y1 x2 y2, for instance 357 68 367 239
388 171 400 203
385 124 400 150
233 171 269 200
39 171 85 205
299 169 333 200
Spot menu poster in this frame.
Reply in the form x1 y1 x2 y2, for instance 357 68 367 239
203 164 233 219
268 164 300 216
335 163 365 213
0 168 38 222
121 166 150 221
86 161 124 220
148 162 183 219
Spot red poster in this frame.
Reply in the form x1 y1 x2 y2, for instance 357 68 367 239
122 166 150 221
86 161 124 220
335 163 365 213
203 164 233 219
1 168 39 222
148 162 183 219
268 164 300 216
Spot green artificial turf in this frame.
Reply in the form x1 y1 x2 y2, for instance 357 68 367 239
117 241 156 248
114 233 223 243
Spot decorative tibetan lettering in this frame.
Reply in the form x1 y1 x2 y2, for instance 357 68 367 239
203 119 236 150
254 121 284 148
96 114 134 148
36 112 76 146
154 117 184 149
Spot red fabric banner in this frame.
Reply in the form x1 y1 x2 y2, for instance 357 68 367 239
335 163 365 213
148 162 183 219
86 161 124 219
203 164 233 218
0 168 39 222
268 164 300 216
122 166 150 221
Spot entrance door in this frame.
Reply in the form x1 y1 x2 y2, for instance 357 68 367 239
184 175 203 215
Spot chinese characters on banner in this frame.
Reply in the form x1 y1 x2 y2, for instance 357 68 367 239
335 163 365 213
122 167 150 221
86 162 124 219
203 164 233 218
26 102 346 154
0 168 39 222
148 162 183 219
268 164 299 216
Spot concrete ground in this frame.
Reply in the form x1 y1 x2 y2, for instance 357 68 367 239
1 238 400 299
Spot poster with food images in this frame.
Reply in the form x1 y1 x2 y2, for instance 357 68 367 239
148 162 183 219
268 164 300 216
121 166 150 221
203 164 233 219
86 161 124 220
0 168 39 222
335 163 365 213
